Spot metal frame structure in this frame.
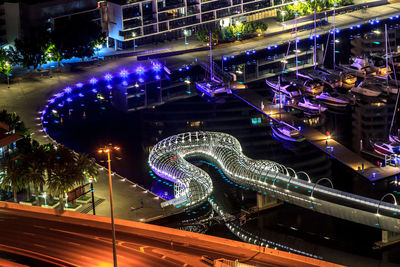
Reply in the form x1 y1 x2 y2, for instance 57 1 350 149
149 131 400 233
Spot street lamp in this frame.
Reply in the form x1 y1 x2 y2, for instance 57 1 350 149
235 21 241 41
96 44 102 66
132 32 136 52
184 30 189 46
281 10 286 26
5 61 10 88
98 145 120 267
89 177 95 215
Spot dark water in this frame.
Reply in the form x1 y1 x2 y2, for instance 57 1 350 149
41 18 400 266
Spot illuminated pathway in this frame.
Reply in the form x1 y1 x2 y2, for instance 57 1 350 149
149 131 400 233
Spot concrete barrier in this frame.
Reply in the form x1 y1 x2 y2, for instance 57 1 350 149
0 201 342 267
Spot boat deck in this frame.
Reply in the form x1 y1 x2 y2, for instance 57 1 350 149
234 89 400 182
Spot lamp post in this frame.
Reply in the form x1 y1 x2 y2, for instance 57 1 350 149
5 61 10 88
184 30 189 46
98 145 120 267
89 177 95 215
132 32 136 52
96 44 102 66
235 21 241 41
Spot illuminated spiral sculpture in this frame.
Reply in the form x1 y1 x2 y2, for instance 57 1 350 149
149 131 400 233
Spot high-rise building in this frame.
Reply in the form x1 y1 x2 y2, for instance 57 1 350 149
103 0 282 50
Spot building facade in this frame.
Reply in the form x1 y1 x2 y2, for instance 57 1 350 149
0 122 21 161
103 0 288 50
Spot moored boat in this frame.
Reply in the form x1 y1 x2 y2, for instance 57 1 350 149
271 121 305 142
315 91 349 108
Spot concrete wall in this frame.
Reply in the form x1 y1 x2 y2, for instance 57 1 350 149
0 201 341 267
106 2 123 43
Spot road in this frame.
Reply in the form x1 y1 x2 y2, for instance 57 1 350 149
0 208 337 267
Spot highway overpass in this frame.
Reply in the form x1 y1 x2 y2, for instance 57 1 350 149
0 202 340 266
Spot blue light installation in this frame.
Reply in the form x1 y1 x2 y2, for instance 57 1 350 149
89 77 98 85
64 87 72 94
152 63 162 72
120 69 129 78
76 82 83 88
104 73 113 82
136 66 145 75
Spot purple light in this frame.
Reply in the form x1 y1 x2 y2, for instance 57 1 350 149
104 73 113 82
66 98 72 102
136 66 145 75
64 87 72 93
76 82 83 88
152 63 162 72
89 77 98 85
79 93 84 97
120 69 129 78
92 88 98 93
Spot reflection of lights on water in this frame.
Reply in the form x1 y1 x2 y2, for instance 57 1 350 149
89 77 98 85
79 93 84 97
138 78 144 83
64 87 72 93
66 98 72 102
122 81 128 86
92 88 98 93
76 82 83 88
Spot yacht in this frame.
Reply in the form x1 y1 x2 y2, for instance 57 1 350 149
389 132 400 144
297 97 327 113
371 141 400 156
271 121 305 142
196 79 228 98
351 81 382 97
315 91 349 108
266 79 302 98
341 57 375 78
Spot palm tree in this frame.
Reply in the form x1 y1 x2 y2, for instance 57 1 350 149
76 153 98 184
46 145 81 211
0 158 24 202
21 145 46 203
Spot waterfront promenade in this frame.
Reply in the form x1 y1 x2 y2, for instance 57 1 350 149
234 90 400 181
2 1 400 220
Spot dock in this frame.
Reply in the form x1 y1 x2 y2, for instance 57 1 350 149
234 90 400 181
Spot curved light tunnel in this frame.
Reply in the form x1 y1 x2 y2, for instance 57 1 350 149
149 131 400 233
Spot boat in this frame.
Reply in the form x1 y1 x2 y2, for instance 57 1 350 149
297 97 327 113
298 73 324 95
340 57 376 78
389 133 400 144
266 79 302 98
370 140 400 156
196 79 228 98
351 81 382 97
271 121 305 142
315 91 349 108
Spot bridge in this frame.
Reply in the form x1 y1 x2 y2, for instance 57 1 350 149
0 202 339 267
149 131 400 236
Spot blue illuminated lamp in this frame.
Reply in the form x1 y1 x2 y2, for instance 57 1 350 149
274 45 277 48
138 78 144 83
223 56 228 61
136 66 145 75
335 29 340 33
89 77 98 85
356 24 361 28
350 26 354 30
152 63 162 72
79 93 84 97
64 87 72 93
104 73 113 82
66 98 72 102
267 46 271 50
120 69 129 78
76 82 83 88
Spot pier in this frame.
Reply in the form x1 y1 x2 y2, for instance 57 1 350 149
234 89 400 181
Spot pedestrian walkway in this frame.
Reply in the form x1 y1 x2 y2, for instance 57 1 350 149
234 89 400 181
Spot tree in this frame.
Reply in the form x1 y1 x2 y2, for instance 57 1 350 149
76 153 98 184
51 15 105 60
0 49 12 79
20 143 46 203
46 145 81 211
0 159 24 202
0 110 29 135
12 28 49 70
45 42 63 67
